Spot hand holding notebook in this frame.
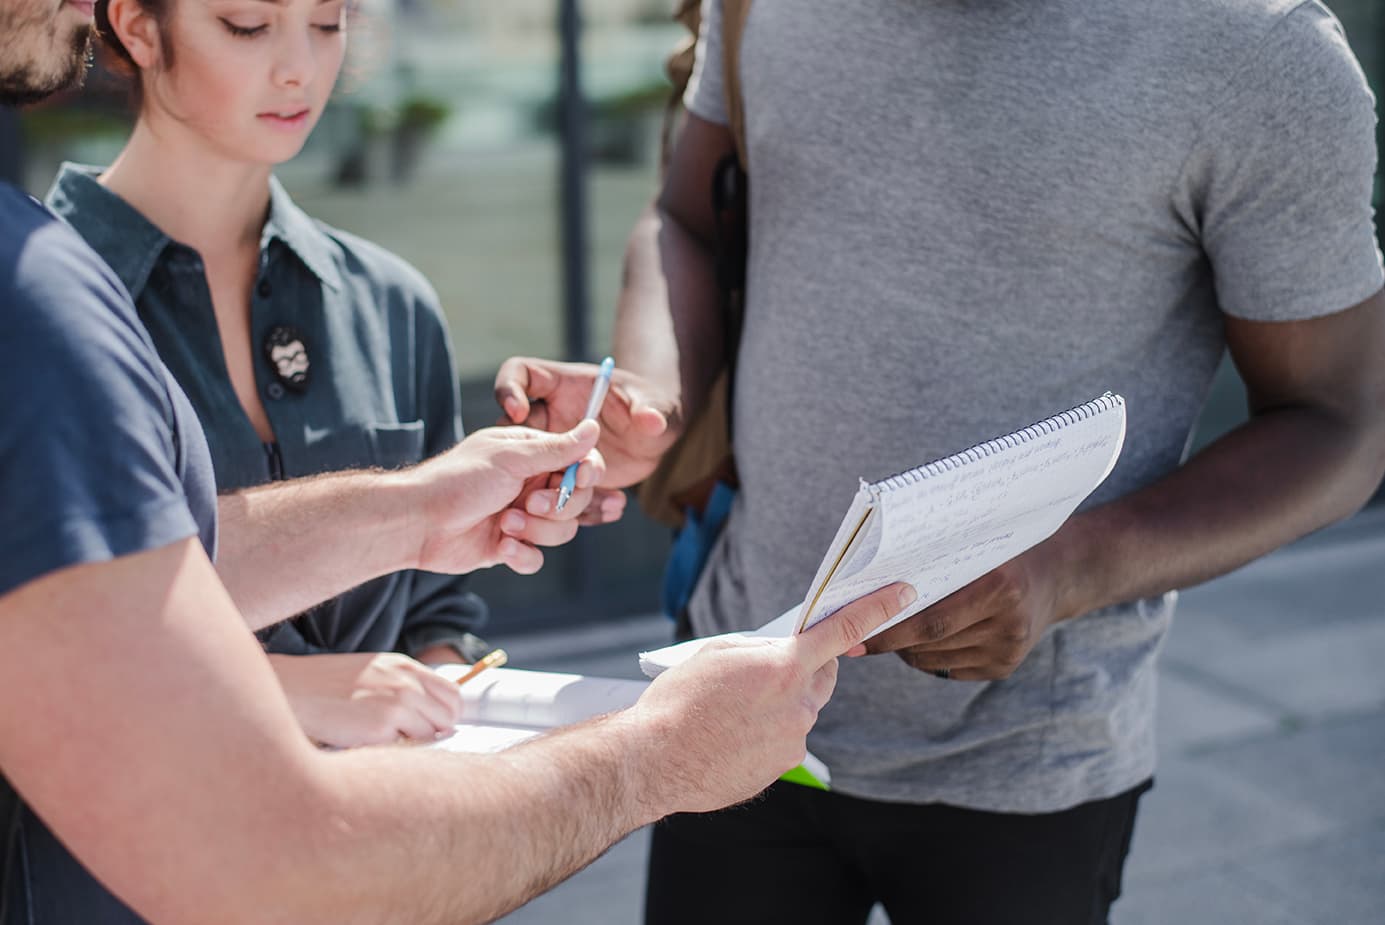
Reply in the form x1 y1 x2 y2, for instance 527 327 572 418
641 394 1127 677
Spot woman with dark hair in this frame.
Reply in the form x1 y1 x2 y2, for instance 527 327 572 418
45 0 616 746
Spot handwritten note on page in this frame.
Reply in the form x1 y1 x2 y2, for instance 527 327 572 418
798 394 1126 636
640 394 1126 676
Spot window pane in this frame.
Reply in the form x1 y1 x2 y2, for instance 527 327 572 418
282 3 566 381
582 7 683 356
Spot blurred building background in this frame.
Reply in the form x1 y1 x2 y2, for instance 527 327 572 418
1 0 1382 632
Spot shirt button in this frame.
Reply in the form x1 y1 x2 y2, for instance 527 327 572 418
257 280 272 298
266 382 286 400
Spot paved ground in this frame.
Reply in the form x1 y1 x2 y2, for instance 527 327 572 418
484 504 1385 924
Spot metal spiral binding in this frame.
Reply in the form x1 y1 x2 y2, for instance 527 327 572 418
869 392 1122 500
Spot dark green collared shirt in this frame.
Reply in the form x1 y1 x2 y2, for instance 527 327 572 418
47 163 486 658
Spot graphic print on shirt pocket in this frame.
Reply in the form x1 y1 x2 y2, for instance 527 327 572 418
365 419 426 470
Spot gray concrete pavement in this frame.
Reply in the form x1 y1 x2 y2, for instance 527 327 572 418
487 505 1385 924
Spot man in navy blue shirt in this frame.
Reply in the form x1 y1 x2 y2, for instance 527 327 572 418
0 2 918 921
0 0 93 106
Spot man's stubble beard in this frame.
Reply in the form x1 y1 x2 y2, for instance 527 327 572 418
0 13 94 108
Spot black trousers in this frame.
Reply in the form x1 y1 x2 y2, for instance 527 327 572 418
645 778 1152 925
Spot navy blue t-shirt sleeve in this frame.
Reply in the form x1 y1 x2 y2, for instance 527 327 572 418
0 195 199 597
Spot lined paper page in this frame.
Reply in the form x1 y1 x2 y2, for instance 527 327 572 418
801 397 1126 637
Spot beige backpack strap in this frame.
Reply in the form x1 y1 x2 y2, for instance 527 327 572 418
720 0 753 170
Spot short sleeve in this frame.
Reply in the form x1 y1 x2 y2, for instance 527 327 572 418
0 211 198 596
1176 0 1384 322
684 0 731 126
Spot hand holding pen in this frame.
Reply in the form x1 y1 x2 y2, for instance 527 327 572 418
555 357 614 511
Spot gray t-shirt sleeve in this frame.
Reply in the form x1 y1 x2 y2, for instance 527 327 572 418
0 210 199 597
1176 0 1384 322
684 0 730 126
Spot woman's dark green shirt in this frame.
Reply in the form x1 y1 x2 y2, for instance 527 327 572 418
46 164 486 657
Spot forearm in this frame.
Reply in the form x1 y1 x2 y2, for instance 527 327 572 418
91 694 659 925
216 469 420 631
1056 401 1385 620
613 203 725 428
301 717 659 925
1 541 661 925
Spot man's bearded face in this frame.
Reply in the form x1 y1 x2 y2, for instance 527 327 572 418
0 0 94 108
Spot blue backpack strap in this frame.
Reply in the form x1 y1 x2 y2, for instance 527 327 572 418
661 480 738 628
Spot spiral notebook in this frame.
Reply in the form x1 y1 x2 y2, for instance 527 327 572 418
640 393 1127 676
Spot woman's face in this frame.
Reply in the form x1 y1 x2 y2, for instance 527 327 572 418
146 0 346 164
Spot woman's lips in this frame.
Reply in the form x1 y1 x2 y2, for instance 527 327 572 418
258 110 311 131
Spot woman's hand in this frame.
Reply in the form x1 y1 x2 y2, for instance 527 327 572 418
268 652 463 748
494 357 679 489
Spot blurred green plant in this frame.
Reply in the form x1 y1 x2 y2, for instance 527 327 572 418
389 95 453 184
19 106 131 146
530 77 669 165
533 76 670 131
596 80 671 119
397 96 452 132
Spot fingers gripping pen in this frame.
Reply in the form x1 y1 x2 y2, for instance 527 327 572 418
555 357 614 511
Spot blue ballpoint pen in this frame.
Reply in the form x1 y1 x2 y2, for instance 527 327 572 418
555 357 614 511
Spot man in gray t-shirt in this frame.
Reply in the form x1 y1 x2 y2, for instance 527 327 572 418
498 0 1385 920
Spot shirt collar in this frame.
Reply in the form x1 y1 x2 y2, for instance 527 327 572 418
45 164 343 297
262 175 343 292
45 162 171 301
